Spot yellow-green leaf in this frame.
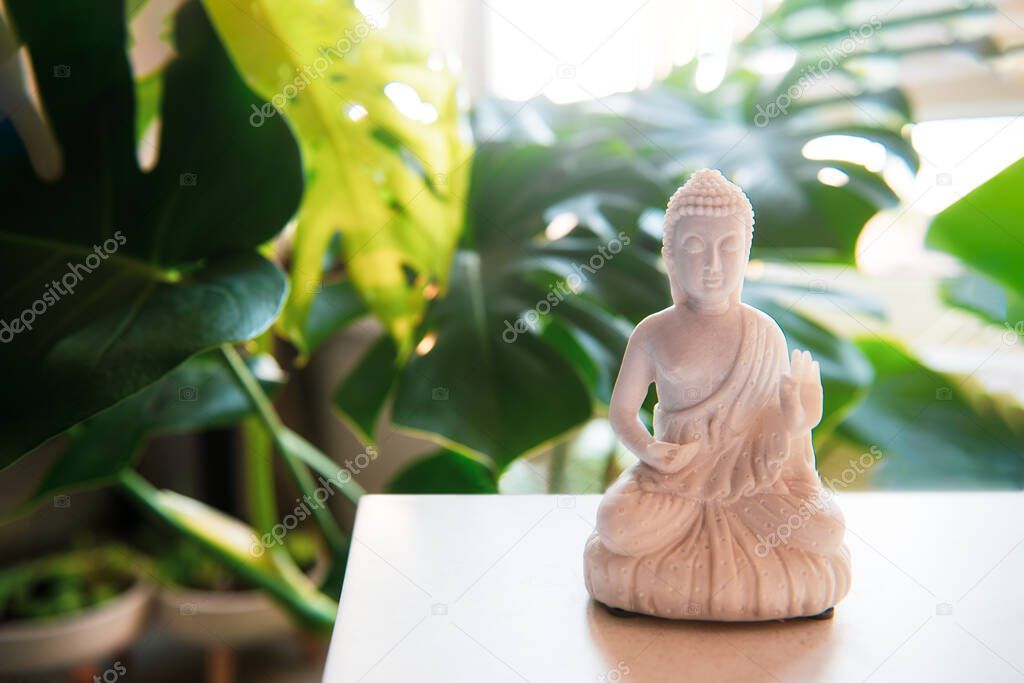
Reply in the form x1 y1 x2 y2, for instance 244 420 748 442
202 0 471 356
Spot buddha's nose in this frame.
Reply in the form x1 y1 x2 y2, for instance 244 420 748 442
706 246 722 273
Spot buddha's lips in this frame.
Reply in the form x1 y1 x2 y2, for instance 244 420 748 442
703 275 723 288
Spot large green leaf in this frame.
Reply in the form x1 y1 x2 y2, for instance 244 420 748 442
387 250 594 468
337 140 668 469
0 0 301 465
387 450 497 494
202 0 471 357
332 334 398 445
928 157 1024 301
939 269 1024 328
8 352 284 517
304 280 368 355
833 338 1024 488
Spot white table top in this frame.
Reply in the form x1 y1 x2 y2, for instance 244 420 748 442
322 493 1024 683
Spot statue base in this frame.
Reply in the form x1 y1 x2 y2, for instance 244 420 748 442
601 601 835 621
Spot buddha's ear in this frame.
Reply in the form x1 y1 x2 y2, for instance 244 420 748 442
663 249 684 304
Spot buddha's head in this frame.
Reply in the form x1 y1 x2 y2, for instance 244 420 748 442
663 169 754 313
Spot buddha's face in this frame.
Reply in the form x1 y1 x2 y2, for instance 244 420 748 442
665 213 748 311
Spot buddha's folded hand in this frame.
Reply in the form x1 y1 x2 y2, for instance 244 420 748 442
643 439 700 474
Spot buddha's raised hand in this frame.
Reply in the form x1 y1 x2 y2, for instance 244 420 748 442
780 349 824 433
643 439 701 474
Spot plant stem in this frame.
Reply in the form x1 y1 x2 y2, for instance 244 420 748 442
243 328 278 535
243 417 276 535
601 444 619 490
242 417 312 588
548 441 568 493
219 344 349 562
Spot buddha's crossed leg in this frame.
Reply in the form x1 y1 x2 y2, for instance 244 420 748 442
596 477 702 557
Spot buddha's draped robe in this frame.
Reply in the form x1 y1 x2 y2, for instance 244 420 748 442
584 305 851 620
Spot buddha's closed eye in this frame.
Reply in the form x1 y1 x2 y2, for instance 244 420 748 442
720 234 740 253
681 235 705 253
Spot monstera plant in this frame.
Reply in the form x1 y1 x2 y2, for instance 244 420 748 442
0 0 428 631
0 1 298 463
335 0 1024 492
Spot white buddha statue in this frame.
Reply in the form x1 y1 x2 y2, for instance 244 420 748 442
584 169 851 621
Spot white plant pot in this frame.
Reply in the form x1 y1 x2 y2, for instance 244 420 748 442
157 585 301 647
156 556 328 646
0 580 153 674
